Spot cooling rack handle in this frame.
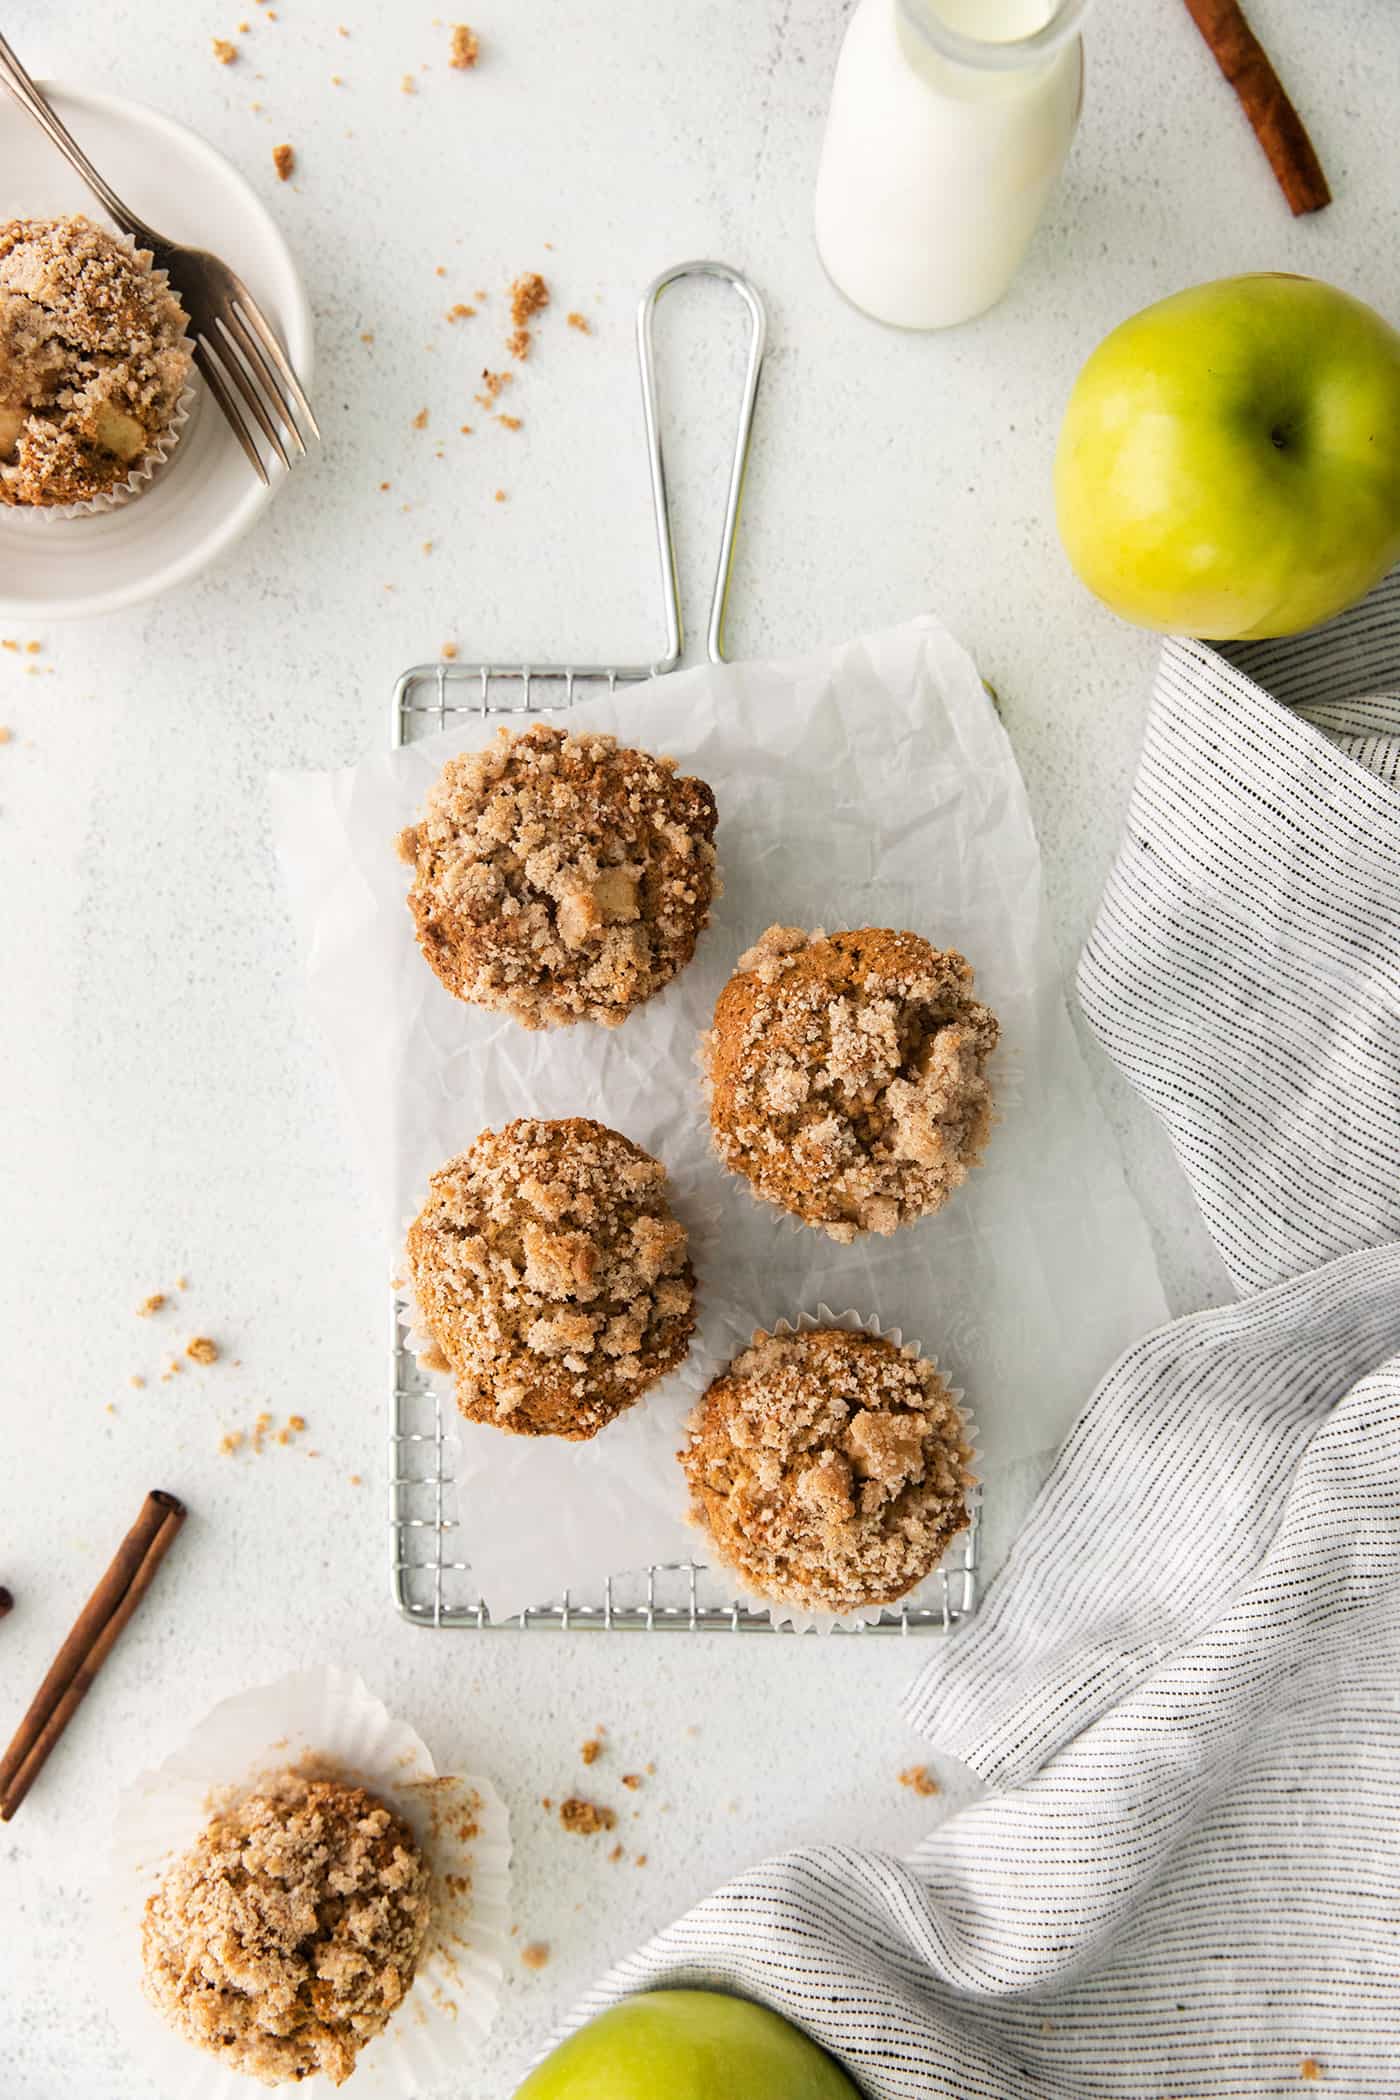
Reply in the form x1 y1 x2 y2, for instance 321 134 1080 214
636 261 768 674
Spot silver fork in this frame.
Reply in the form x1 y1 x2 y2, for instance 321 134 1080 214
0 34 318 486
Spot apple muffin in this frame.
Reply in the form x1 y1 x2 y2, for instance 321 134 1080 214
397 723 719 1029
407 1117 695 1437
704 925 999 1243
140 1772 432 2088
0 215 191 507
680 1326 975 1614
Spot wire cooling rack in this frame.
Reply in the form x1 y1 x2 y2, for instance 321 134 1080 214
389 260 981 1632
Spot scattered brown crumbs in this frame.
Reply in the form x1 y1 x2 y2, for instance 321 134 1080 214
379 479 390 489
505 331 529 361
580 1738 603 1767
559 1798 616 1836
634 1853 648 1867
129 1374 145 1389
412 407 429 430
607 1843 623 1863
163 1359 183 1380
348 1473 363 1486
23 641 39 656
105 1402 116 1415
621 1773 643 1791
0 728 10 745
186 1336 220 1366
519 1942 550 1970
510 272 548 330
1301 2065 1323 2084
252 1411 273 1453
449 23 480 68
459 423 472 435
435 265 446 277
338 22 349 32
138 1293 167 1317
362 331 376 344
272 143 295 181
288 1414 307 1432
220 1431 244 1456
567 311 591 333
331 74 343 85
400 74 416 93
422 540 433 554
540 1797 553 1811
441 642 459 660
446 303 476 322
176 1274 189 1291
494 488 506 502
899 1765 940 1797
212 38 238 64
474 368 512 407
497 413 521 430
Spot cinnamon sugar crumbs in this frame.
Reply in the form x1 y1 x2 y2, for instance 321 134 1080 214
400 74 416 94
129 1374 145 1389
497 412 521 430
493 488 506 502
621 1773 643 1791
899 1765 939 1797
509 273 548 329
682 1327 975 1615
459 424 472 435
219 1431 244 1456
1301 2064 1323 2083
406 1118 694 1438
271 143 295 180
186 1336 219 1365
634 1853 648 1867
212 38 238 63
567 311 591 333
559 1797 616 1836
705 925 999 1243
446 303 476 322
520 1942 550 1970
449 23 480 68
23 641 39 655
288 1413 307 1432
580 1738 603 1766
474 369 512 408
607 1842 623 1862
399 724 718 1030
441 642 459 660
411 407 429 430
137 1293 167 1317
0 728 11 744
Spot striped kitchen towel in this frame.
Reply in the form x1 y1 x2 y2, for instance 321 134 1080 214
571 580 1400 2098
1079 573 1400 1292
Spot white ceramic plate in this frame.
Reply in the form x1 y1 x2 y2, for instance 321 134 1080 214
0 85 314 620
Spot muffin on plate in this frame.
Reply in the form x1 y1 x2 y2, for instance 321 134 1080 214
680 1325 975 1615
397 723 719 1029
0 215 191 509
140 1771 432 2088
704 925 999 1243
406 1116 695 1438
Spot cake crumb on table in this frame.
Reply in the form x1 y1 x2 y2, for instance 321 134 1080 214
621 1773 643 1791
899 1764 939 1797
129 1374 145 1389
1300 2063 1323 2083
494 488 506 502
400 73 416 94
271 142 295 180
412 407 429 430
137 1293 167 1317
497 412 521 430
580 1736 603 1766
186 1336 219 1365
220 1430 244 1456
212 37 238 64
441 642 459 660
519 1942 550 1970
567 311 591 333
607 1842 623 1863
559 1797 616 1836
446 303 476 322
449 24 480 68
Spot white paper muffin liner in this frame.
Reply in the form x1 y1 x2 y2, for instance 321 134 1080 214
682 1304 982 1636
7 229 196 521
96 1665 511 2099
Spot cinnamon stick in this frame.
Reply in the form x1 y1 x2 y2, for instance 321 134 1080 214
0 1490 185 1821
1181 0 1330 215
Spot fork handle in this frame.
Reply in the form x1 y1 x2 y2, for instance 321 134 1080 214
0 35 148 239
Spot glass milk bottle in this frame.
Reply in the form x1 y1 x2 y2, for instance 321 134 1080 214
814 0 1088 330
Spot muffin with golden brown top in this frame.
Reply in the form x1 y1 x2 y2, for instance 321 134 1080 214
140 1772 432 2088
704 925 999 1243
407 1117 695 1438
0 216 191 507
680 1326 975 1615
397 724 719 1030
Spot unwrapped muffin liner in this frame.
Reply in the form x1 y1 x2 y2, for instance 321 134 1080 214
684 1303 983 1636
8 230 196 521
96 1665 511 2099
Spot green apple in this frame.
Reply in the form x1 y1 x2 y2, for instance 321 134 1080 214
512 1990 860 2099
1054 274 1400 640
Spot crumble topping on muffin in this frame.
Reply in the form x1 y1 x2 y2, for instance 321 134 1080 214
680 1326 974 1614
397 724 719 1029
704 925 999 1242
0 216 190 507
406 1117 695 1437
140 1772 431 2088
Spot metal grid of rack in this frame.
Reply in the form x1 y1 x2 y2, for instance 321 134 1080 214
388 263 981 1632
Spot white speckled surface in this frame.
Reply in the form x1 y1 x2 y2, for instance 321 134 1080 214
1 2 1395 2093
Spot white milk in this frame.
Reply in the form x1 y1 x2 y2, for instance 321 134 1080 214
814 0 1086 330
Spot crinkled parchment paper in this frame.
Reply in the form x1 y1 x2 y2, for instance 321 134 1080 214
271 618 1167 1617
